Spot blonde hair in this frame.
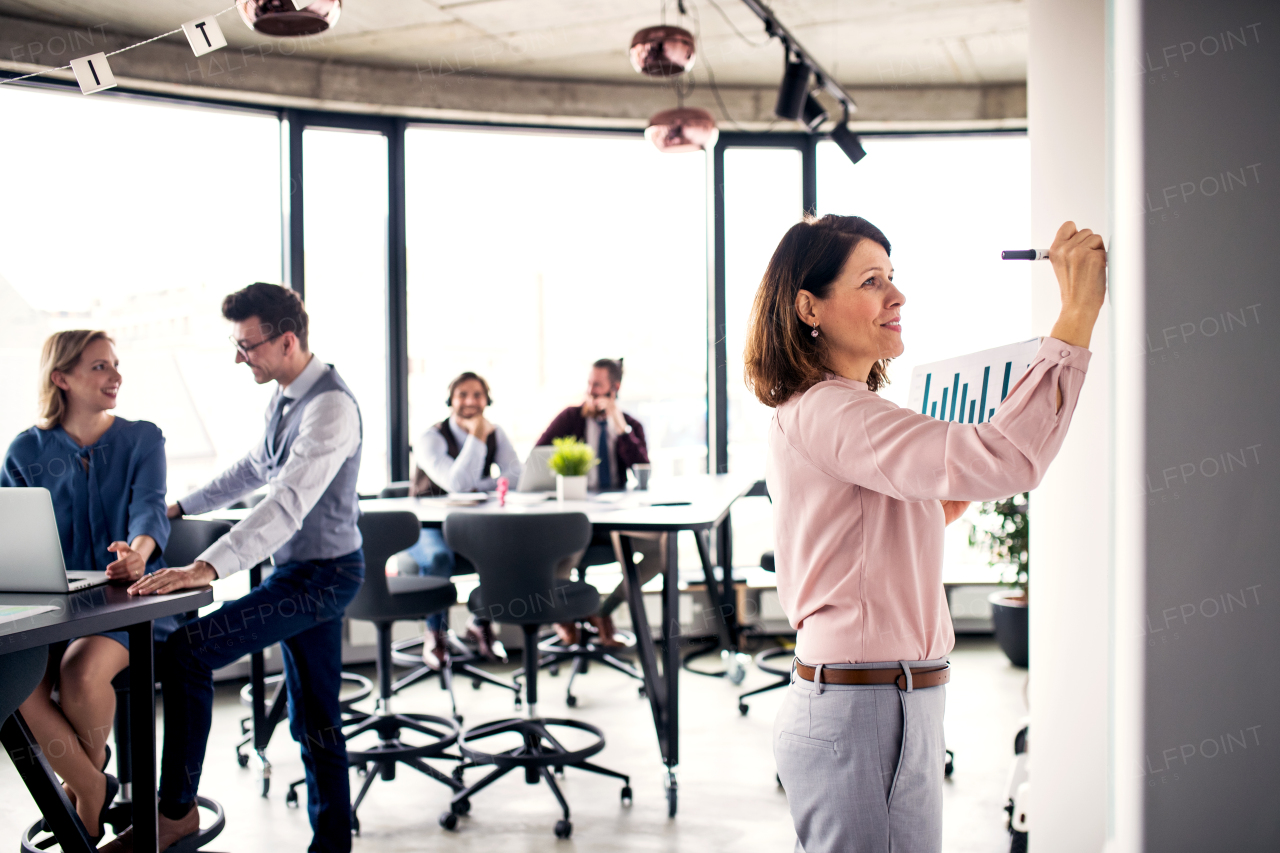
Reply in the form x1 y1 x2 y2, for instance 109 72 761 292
37 330 114 430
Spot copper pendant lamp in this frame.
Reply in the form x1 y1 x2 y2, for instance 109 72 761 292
645 107 718 153
629 25 696 76
237 0 342 37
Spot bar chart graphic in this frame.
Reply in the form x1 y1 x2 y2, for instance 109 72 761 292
907 338 1042 424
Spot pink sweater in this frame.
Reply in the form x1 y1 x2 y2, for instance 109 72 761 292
767 337 1091 664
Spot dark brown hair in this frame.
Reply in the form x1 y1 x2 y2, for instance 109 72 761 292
592 357 624 386
222 282 309 351
744 214 893 407
446 371 492 406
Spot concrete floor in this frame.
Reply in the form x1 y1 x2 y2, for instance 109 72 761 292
2 637 1025 852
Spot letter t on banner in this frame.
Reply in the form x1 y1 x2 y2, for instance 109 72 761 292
69 53 117 94
182 17 227 57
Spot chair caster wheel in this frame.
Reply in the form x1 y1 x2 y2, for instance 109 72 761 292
945 749 955 778
637 686 646 698
554 765 565 778
439 811 458 830
620 785 633 806
565 694 577 707
285 788 299 807
471 680 482 690
549 665 560 676
455 798 471 815
554 819 572 839
235 751 249 768
739 702 749 715
351 814 360 836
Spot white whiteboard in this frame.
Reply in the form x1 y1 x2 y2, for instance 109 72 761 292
907 338 1042 423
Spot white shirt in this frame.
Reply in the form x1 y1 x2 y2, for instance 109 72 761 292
415 416 522 493
180 355 361 578
583 416 619 490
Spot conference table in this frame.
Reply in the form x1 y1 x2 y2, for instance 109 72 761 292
207 473 754 815
360 472 756 816
0 585 213 853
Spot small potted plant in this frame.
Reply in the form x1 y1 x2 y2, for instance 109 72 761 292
548 436 596 501
968 492 1029 668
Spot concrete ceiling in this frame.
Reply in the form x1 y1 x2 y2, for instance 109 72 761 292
0 0 1028 87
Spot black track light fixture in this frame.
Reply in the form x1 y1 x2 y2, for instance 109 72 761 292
774 54 812 122
830 120 867 164
801 94 828 131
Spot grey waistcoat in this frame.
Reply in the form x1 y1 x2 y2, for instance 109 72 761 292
267 365 363 566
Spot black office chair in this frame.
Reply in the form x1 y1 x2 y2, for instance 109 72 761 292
736 550 795 715
439 512 632 839
310 510 464 835
532 536 644 708
22 519 231 853
378 483 520 708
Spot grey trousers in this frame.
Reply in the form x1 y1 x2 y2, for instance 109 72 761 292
774 674 946 853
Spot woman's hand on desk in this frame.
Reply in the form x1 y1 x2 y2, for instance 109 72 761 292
127 561 218 595
106 539 149 581
940 500 971 525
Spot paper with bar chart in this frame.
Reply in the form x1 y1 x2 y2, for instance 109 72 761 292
907 338 1043 424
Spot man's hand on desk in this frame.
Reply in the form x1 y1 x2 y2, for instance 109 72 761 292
128 561 217 596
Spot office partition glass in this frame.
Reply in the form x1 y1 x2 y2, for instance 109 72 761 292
404 127 708 482
818 133 1032 582
301 127 391 494
722 148 804 479
0 84 283 498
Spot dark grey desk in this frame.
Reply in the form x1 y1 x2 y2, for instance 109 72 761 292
0 585 213 853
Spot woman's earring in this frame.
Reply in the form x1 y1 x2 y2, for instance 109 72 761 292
811 324 820 338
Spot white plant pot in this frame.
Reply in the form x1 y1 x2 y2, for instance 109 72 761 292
556 474 588 502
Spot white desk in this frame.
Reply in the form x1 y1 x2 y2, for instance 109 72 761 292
206 474 755 816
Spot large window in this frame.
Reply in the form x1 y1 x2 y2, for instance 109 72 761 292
0 85 282 498
404 127 708 480
301 127 390 494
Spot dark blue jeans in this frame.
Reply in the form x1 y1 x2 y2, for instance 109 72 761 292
158 551 364 853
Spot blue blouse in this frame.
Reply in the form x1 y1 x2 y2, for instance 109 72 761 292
1 418 170 573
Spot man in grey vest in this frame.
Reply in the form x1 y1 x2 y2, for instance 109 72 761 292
117 283 364 853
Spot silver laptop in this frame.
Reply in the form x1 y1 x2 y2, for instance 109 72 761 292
0 488 112 593
516 446 558 492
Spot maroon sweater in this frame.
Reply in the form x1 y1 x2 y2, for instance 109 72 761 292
535 406 649 479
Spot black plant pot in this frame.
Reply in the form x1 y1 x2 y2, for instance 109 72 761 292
989 592 1028 668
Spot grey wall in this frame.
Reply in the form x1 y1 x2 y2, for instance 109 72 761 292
1142 1 1280 848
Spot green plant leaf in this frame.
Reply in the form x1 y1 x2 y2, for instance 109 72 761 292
547 436 597 477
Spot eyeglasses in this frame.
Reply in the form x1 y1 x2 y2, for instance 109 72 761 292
229 331 284 358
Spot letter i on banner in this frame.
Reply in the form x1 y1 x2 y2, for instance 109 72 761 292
69 53 116 94
182 16 227 57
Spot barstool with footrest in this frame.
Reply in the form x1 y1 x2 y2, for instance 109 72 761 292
282 510 465 835
21 518 231 853
439 511 632 839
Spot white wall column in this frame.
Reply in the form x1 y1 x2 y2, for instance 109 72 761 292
1027 0 1110 850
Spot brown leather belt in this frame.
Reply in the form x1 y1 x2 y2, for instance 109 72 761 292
795 662 950 691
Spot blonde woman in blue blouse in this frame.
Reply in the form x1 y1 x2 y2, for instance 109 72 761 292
2 330 170 842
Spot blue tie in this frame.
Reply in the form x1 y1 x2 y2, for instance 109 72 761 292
596 419 611 490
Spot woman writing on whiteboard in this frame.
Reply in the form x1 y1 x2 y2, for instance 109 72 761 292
744 216 1105 852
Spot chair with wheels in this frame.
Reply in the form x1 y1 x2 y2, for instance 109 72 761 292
531 539 645 708
293 510 464 835
737 549 796 716
439 511 632 839
21 518 232 853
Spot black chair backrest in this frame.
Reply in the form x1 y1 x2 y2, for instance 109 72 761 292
443 512 590 620
0 645 49 722
380 482 411 499
344 511 423 622
166 518 234 566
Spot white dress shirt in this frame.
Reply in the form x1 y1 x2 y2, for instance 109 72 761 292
415 416 522 494
180 355 361 578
